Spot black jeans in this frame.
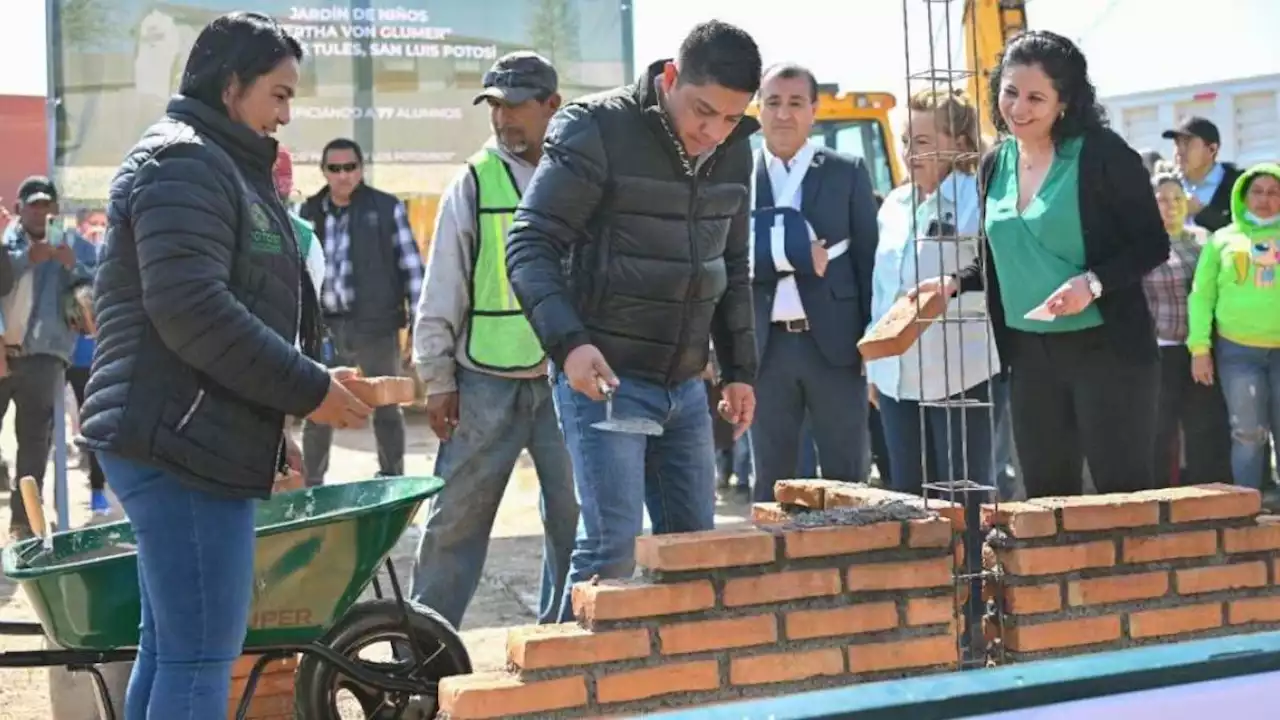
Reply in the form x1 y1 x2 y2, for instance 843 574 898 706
1009 327 1160 498
1154 345 1232 486
66 366 106 491
0 354 64 528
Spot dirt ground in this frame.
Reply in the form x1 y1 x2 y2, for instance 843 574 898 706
0 408 753 718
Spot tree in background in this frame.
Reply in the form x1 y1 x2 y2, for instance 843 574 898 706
528 0 580 80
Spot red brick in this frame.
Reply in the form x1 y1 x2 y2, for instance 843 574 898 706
1122 531 1217 563
596 660 720 704
908 517 954 548
1129 603 1223 639
506 624 650 670
1222 516 1280 554
635 528 776 572
1000 541 1116 576
1005 616 1122 652
822 484 967 530
983 502 1057 538
847 557 952 591
775 479 850 508
723 568 842 607
906 596 955 626
1005 584 1062 615
438 672 587 719
1067 571 1169 607
231 654 297 678
572 579 714 624
658 615 776 655
1175 562 1268 595
786 601 899 640
1228 597 1280 624
848 635 959 673
1030 494 1160 531
751 502 793 525
782 521 902 559
234 692 294 720
230 671 295 702
1158 484 1262 523
730 648 845 686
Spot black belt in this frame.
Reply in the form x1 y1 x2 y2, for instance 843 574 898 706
772 319 810 333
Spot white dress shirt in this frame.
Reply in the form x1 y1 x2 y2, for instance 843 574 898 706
754 141 819 322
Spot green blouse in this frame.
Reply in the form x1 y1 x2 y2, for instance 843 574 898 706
985 136 1104 333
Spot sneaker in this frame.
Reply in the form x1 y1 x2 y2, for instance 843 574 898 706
90 489 111 515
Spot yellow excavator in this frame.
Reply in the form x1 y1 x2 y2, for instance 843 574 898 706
964 0 1029 141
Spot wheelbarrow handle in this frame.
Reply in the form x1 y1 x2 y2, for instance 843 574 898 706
19 476 46 539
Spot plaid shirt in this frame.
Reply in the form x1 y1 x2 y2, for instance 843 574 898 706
1141 229 1204 343
320 196 424 317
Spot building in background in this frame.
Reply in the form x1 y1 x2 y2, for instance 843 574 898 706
0 1 50 209
1104 74 1280 167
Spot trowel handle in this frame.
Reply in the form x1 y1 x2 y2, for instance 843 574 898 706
596 377 615 398
19 476 46 539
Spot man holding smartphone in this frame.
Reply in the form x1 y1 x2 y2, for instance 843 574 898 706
1 177 89 540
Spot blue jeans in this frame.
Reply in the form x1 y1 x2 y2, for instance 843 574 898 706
717 433 754 487
551 372 716 622
991 376 1018 500
877 380 999 496
1216 338 1280 489
410 369 578 627
99 452 255 720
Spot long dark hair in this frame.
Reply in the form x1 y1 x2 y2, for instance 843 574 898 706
989 30 1107 145
178 12 303 114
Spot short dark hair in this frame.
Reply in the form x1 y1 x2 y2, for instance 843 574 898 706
762 62 818 103
989 30 1108 146
321 138 364 166
676 20 762 95
178 12 303 114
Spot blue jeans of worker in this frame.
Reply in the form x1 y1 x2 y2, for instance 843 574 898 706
410 369 578 628
877 380 999 496
98 452 255 720
552 372 716 622
1216 338 1280 489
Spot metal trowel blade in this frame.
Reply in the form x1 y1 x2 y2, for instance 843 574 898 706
592 416 665 436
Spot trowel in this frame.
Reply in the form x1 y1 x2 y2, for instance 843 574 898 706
591 379 664 437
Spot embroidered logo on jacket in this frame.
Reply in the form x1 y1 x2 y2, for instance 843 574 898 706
250 203 284 254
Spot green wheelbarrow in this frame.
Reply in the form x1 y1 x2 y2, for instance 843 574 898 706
0 475 471 720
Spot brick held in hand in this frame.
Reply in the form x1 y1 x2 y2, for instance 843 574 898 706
340 376 416 407
857 290 947 361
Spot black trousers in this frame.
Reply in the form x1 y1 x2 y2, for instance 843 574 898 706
66 366 106 492
1009 327 1160 498
1154 345 1233 486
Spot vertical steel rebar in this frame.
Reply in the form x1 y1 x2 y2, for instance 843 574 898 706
900 0 1003 669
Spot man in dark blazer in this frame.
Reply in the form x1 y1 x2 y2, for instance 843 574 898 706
749 63 878 501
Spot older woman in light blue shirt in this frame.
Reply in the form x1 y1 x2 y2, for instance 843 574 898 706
867 89 1003 496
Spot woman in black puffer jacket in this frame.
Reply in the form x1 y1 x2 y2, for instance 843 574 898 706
79 12 370 718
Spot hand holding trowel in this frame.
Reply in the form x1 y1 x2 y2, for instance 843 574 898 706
591 378 664 437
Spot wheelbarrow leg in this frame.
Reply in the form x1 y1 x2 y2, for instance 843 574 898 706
69 664 117 720
383 558 428 670
233 651 293 720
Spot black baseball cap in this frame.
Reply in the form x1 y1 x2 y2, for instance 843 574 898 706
472 51 558 106
1162 116 1221 146
17 176 57 205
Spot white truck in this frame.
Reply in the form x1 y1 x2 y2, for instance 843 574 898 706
1103 73 1280 168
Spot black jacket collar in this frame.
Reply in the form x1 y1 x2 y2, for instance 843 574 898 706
165 96 279 177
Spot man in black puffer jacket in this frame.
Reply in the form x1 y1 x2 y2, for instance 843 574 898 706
506 20 761 620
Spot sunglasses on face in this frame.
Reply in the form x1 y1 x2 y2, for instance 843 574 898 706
325 162 360 174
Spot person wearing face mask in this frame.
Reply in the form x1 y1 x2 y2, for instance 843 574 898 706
506 20 761 621
408 51 578 630
912 30 1168 499
868 88 1003 498
1187 165 1280 489
78 13 372 717
1143 173 1232 487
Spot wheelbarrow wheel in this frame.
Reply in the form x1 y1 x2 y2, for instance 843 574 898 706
294 598 472 719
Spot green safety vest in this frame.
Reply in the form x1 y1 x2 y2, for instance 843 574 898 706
466 148 546 371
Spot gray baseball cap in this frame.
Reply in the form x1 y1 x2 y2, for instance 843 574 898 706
473 51 558 106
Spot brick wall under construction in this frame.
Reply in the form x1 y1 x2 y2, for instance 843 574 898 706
434 481 1280 719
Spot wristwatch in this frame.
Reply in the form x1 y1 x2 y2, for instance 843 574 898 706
1084 271 1103 299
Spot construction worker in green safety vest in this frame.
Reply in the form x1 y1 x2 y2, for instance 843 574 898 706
409 51 578 628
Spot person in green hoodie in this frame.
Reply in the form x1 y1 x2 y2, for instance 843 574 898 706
1187 163 1280 489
